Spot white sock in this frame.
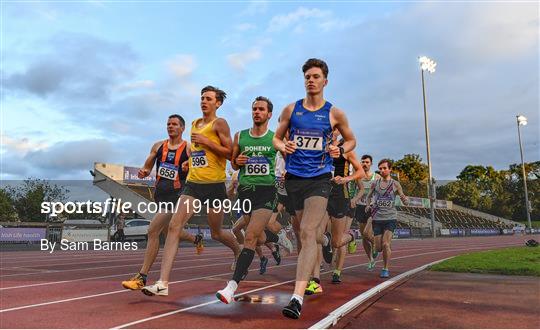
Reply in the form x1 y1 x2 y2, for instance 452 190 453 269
291 294 303 305
227 280 238 291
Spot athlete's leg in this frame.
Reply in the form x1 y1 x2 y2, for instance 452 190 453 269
381 229 393 270
359 223 372 259
157 195 196 284
255 245 264 258
292 196 329 298
334 216 353 274
292 214 302 253
217 208 273 303
140 213 173 275
208 208 241 257
232 216 247 245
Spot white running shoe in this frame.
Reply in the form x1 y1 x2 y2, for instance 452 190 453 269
216 280 237 304
141 280 168 296
277 229 293 255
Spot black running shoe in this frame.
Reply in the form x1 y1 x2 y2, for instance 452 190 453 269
322 232 333 264
331 272 342 284
272 249 281 265
282 298 302 319
259 256 269 275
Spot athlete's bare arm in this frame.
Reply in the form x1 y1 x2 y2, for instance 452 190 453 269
138 141 162 178
395 181 409 205
329 107 356 157
333 151 366 185
273 104 296 154
365 181 376 212
181 142 191 173
231 132 249 171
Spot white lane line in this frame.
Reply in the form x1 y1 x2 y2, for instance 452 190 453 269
0 242 491 288
0 241 517 316
0 245 228 262
0 254 235 278
0 251 232 270
111 242 517 329
0 253 296 291
0 260 300 313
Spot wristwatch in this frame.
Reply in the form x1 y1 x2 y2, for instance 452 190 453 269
338 146 345 156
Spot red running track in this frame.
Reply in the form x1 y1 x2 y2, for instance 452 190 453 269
0 235 529 329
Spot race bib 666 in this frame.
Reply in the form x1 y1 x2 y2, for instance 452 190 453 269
245 157 270 176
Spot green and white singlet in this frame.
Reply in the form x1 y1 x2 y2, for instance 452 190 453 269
238 129 276 187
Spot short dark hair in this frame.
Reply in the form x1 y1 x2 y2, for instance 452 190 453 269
361 154 373 162
201 85 227 104
378 159 393 169
168 114 185 126
252 96 273 112
302 58 329 78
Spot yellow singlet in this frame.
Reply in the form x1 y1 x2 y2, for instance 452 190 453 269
187 118 226 183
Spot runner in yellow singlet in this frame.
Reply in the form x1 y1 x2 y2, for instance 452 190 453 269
142 86 241 296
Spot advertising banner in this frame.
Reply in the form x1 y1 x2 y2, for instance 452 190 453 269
470 228 500 236
123 166 155 185
393 228 411 238
0 228 47 242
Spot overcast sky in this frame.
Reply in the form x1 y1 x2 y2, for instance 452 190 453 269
2 1 538 181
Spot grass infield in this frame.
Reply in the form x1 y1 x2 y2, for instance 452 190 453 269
430 246 540 276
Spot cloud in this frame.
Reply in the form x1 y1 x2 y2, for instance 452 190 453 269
1 134 48 155
114 80 155 93
227 48 262 72
235 23 256 31
5 32 137 102
167 54 197 79
268 7 331 32
239 1 268 17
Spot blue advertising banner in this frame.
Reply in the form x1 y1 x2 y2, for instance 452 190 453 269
0 228 47 242
470 228 500 236
394 228 411 238
123 166 155 185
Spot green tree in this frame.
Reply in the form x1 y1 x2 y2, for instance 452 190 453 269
0 188 18 222
5 178 69 222
392 154 429 198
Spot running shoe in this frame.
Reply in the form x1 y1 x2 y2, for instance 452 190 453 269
304 280 323 295
272 245 282 265
121 273 146 290
194 233 204 255
367 259 376 271
331 272 342 284
380 269 390 278
141 280 168 296
322 232 333 264
216 281 237 304
282 298 302 319
259 256 269 275
347 236 357 254
277 229 293 255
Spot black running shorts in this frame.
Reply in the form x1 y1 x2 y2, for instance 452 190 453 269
285 172 332 211
327 197 350 219
182 181 228 204
237 185 277 214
